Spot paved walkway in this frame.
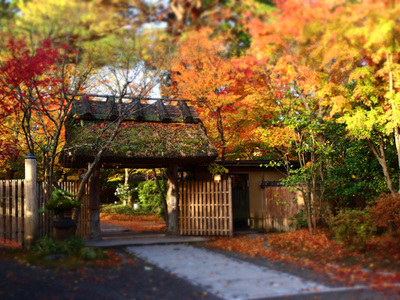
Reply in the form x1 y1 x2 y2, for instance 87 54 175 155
85 222 209 247
89 223 386 299
86 235 210 247
126 244 369 300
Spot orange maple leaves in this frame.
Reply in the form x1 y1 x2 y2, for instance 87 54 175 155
207 229 400 292
165 28 269 159
100 213 167 233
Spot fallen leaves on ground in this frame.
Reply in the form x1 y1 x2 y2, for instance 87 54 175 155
206 229 400 294
0 238 128 269
0 238 21 249
11 249 128 269
100 213 167 233
90 250 127 267
266 228 400 272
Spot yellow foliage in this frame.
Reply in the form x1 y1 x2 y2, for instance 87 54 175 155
15 0 124 45
258 127 293 149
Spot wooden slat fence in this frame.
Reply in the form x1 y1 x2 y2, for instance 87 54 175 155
0 180 91 247
59 181 91 239
179 178 232 236
37 181 91 239
0 180 24 247
264 184 304 232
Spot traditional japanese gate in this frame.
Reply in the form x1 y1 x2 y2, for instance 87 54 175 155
179 177 233 237
62 96 219 238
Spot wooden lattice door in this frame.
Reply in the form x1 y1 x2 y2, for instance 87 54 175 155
179 178 232 236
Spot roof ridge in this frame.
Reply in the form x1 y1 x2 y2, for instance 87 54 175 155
70 97 200 124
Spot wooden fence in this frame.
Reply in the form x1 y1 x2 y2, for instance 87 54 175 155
37 181 91 239
264 183 304 232
60 181 91 239
0 179 90 248
179 178 233 236
0 180 25 246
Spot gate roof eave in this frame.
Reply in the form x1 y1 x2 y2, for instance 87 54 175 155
60 153 218 169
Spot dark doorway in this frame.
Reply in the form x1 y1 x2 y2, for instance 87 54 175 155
230 174 250 229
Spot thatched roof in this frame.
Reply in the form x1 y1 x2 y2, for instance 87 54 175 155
61 96 218 168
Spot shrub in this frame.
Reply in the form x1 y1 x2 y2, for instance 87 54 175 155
32 236 107 261
44 189 82 211
32 235 84 256
100 203 138 215
370 193 400 234
331 209 373 250
138 180 166 216
289 209 308 229
114 183 133 204
79 247 108 261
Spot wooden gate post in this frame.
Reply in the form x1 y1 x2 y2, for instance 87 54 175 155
167 164 179 234
24 154 38 249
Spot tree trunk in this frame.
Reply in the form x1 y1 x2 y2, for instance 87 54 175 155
298 149 314 235
124 168 132 204
5 169 15 180
387 52 400 193
216 107 226 165
305 192 313 235
167 165 179 234
395 127 400 193
368 137 397 195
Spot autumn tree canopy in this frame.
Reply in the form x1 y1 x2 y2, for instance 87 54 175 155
161 0 400 232
1 0 400 230
0 0 169 197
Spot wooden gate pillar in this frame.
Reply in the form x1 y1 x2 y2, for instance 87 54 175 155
90 165 101 240
24 154 38 249
167 164 179 234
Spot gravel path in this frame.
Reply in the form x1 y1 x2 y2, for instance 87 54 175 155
127 244 373 300
0 249 218 300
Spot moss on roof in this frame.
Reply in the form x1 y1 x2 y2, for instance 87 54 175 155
62 97 218 168
66 121 217 159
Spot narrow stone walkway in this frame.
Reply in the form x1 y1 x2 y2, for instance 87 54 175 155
126 244 367 300
85 222 210 247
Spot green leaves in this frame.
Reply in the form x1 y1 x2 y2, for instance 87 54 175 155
138 180 166 216
45 188 82 211
331 209 373 250
208 162 228 176
340 107 383 140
